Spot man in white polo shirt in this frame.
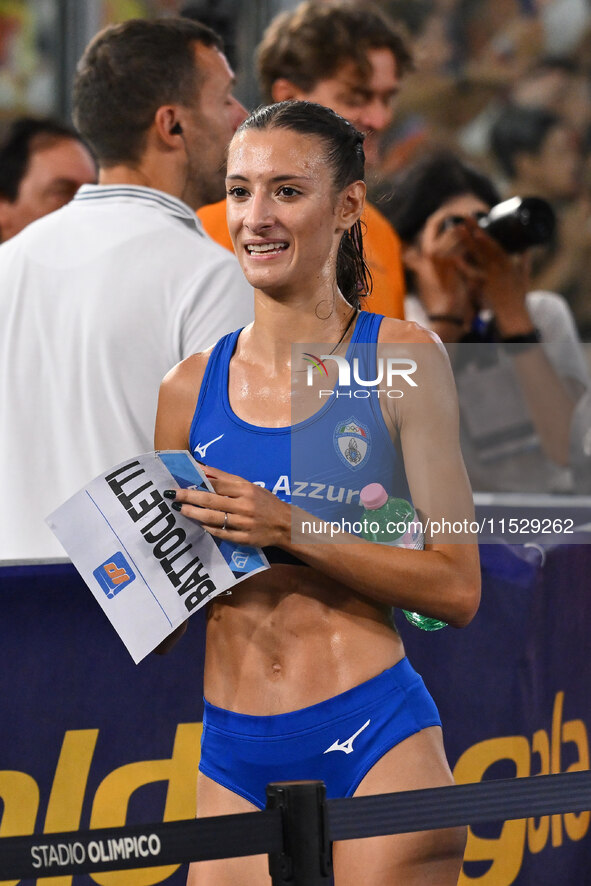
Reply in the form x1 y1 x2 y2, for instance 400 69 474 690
0 17 252 559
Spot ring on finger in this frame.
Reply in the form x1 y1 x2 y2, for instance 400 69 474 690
222 512 229 530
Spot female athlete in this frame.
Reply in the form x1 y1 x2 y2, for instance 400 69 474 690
155 101 481 886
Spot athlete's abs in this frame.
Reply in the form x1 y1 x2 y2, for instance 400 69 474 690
203 565 405 715
194 313 408 712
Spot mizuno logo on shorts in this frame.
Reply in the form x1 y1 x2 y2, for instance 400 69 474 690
324 718 371 755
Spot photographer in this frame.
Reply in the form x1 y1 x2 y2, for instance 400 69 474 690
386 150 589 492
490 104 591 339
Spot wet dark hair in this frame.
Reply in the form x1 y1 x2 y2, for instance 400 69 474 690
0 116 88 201
386 149 500 243
73 17 222 166
490 104 562 178
233 100 371 307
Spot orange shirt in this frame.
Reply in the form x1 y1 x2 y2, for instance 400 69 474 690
197 199 405 319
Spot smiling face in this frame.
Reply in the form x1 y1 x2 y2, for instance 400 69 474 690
226 126 361 298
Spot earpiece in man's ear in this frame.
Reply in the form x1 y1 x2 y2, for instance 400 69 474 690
171 122 183 135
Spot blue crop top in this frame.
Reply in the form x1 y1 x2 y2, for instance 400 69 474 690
188 312 410 561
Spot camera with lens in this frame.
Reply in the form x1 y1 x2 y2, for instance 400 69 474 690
478 196 556 253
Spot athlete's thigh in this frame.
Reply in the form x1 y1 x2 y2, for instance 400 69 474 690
186 771 272 886
333 727 466 886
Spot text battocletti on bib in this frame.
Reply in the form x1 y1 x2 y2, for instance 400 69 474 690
46 450 269 663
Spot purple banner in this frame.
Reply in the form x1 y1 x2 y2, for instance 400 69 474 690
1 541 590 886
398 542 591 886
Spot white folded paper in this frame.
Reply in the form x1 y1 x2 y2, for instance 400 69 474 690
47 450 269 662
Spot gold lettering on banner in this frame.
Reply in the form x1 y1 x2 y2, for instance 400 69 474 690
527 729 550 854
0 724 202 886
0 771 40 886
455 736 530 886
89 723 201 886
1 691 587 886
37 729 99 886
454 691 590 886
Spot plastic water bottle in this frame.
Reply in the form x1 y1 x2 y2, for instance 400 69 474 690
359 483 447 631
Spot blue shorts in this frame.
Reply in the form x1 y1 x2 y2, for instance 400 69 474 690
199 656 441 809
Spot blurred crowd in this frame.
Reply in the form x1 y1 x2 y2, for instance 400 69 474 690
4 0 591 341
372 0 591 342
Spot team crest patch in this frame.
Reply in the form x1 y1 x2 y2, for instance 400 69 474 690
334 418 371 470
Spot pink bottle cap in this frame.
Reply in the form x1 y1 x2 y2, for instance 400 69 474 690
359 483 388 510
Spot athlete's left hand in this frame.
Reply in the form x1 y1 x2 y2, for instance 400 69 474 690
165 465 291 548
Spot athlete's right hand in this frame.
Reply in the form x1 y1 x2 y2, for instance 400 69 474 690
165 465 292 549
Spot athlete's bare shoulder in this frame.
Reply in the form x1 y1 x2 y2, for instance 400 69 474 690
163 346 214 393
377 316 441 346
374 316 456 435
155 346 216 450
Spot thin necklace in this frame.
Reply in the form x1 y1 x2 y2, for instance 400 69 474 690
327 308 359 357
325 306 359 356
295 307 359 371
